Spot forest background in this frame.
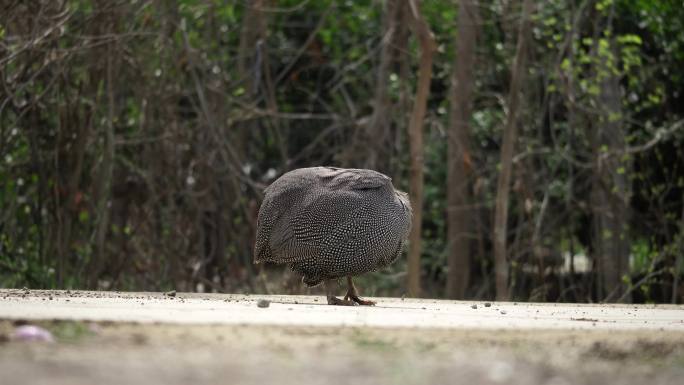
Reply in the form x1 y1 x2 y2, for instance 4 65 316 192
1 0 683 303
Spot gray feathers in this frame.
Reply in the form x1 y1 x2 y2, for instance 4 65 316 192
254 167 412 286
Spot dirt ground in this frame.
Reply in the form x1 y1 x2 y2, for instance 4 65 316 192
1 289 684 385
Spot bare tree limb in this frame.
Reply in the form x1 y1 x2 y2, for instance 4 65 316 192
406 0 436 298
447 0 480 299
493 0 534 301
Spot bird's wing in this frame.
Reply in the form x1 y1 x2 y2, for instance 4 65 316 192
254 185 319 263
267 188 368 263
254 170 318 262
254 167 392 264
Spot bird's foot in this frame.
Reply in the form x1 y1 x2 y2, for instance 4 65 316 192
344 293 376 306
327 296 357 306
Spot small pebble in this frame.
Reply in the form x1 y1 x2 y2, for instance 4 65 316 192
471 304 478 309
500 310 507 315
165 290 177 297
257 299 270 308
484 302 492 307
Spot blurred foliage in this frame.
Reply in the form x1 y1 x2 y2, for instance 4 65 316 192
1 0 683 302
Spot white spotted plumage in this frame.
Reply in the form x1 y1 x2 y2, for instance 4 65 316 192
254 167 412 286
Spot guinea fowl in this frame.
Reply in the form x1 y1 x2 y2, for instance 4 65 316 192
254 167 412 306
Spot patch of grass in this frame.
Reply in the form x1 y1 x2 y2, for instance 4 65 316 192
48 321 95 343
586 339 681 366
415 341 437 352
673 353 684 368
350 329 397 351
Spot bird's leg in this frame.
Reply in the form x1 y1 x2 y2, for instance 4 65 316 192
344 276 376 306
325 279 356 306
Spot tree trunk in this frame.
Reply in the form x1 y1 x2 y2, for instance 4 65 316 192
391 1 411 180
90 35 117 289
363 0 399 174
236 0 267 289
446 0 480 299
493 0 534 301
591 42 631 303
673 202 684 304
406 0 436 298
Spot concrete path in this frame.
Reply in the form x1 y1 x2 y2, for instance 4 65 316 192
2 289 684 385
1 289 683 330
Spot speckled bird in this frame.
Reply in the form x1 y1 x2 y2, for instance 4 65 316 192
254 167 412 306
